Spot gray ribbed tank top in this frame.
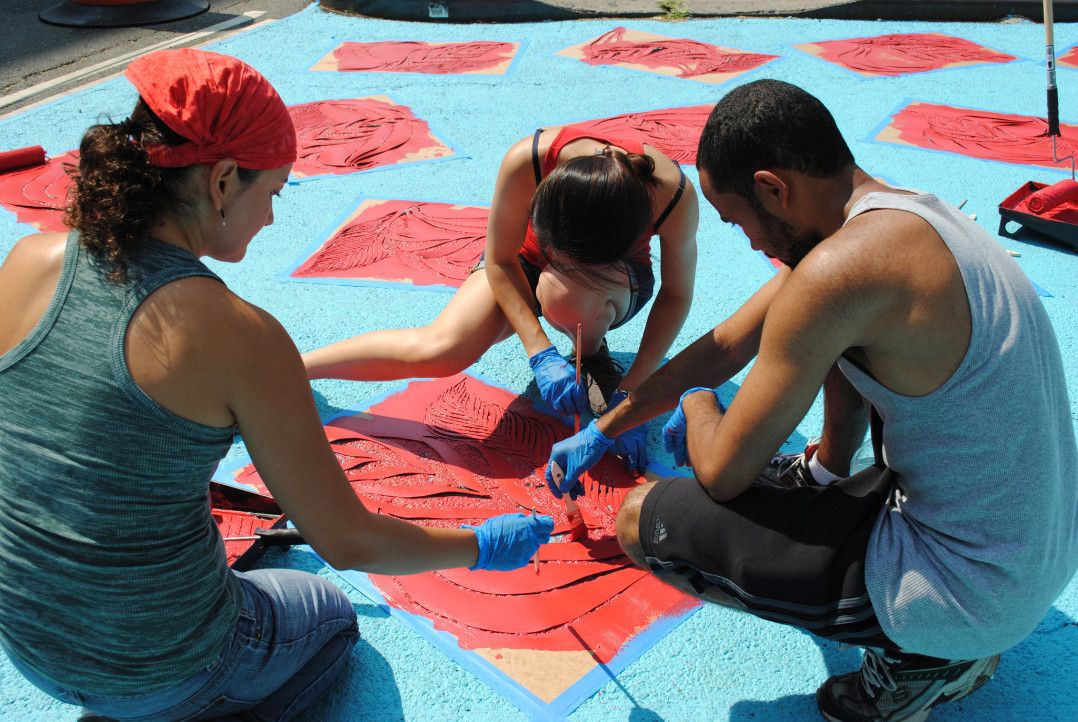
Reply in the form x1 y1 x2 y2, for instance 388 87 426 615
0 233 239 695
839 192 1078 659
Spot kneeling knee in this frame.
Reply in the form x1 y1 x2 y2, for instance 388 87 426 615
616 482 657 568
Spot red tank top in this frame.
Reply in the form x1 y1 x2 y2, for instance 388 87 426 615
519 126 669 268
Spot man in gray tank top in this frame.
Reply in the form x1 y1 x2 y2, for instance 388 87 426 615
546 80 1077 722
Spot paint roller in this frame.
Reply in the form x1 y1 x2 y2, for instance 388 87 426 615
0 146 47 174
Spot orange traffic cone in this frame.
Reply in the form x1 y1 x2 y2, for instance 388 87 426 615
40 0 209 29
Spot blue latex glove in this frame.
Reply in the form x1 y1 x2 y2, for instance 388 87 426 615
463 512 554 571
528 345 588 416
605 390 648 474
662 387 725 468
545 420 614 499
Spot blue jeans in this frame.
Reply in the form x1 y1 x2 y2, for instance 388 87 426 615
6 569 358 721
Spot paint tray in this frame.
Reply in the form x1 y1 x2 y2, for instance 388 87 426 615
998 181 1078 251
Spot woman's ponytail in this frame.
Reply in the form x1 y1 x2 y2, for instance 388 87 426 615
64 100 194 283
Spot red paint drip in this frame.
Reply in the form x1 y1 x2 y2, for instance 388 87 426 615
333 40 517 74
580 27 777 79
884 102 1078 169
289 98 451 178
292 200 487 287
572 105 712 164
231 375 699 660
808 33 1015 76
0 151 77 231
1059 45 1078 69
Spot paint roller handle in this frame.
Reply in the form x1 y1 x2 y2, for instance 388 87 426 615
1047 86 1059 138
546 420 613 499
462 512 554 571
1044 0 1060 137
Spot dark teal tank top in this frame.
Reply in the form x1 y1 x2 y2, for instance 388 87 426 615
0 233 240 696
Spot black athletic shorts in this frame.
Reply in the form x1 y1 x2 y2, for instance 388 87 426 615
639 464 897 647
473 254 655 329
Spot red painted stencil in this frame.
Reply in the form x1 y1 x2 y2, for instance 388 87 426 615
289 98 453 179
0 151 76 231
574 27 776 81
232 375 698 662
327 40 518 74
569 105 712 164
1061 45 1078 69
797 33 1015 77
878 101 1078 169
292 200 487 287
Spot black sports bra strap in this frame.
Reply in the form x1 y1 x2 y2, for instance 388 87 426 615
531 129 544 185
653 167 686 232
870 405 885 469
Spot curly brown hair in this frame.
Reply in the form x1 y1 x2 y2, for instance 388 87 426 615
63 99 202 283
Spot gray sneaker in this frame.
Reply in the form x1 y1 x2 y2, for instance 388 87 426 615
756 446 818 489
817 648 1000 722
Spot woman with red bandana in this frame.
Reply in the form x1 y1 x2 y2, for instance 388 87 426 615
0 49 551 721
303 125 699 474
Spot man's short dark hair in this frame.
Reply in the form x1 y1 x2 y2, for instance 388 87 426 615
696 80 854 203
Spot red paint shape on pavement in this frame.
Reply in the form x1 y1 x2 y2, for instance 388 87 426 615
880 102 1078 169
572 105 712 164
332 40 517 74
1059 45 1078 69
289 98 452 178
579 27 776 80
293 200 487 287
801 33 1015 76
230 375 697 661
0 151 76 231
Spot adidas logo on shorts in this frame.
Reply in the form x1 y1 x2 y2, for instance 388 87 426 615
652 519 668 544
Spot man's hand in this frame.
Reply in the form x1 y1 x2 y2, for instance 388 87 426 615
606 390 648 473
463 513 555 571
662 387 724 467
545 420 614 499
529 346 588 416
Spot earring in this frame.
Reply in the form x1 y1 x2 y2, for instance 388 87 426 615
219 208 226 228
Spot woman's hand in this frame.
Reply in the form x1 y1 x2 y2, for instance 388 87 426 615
463 513 554 571
529 345 588 416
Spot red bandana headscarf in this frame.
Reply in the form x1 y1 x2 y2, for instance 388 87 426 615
124 48 297 170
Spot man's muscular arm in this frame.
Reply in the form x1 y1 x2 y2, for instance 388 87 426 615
598 266 790 438
685 244 887 502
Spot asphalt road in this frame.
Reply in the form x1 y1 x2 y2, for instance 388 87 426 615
1 0 313 116
2 1 1074 117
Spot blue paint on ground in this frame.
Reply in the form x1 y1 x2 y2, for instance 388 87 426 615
1 4 1076 720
